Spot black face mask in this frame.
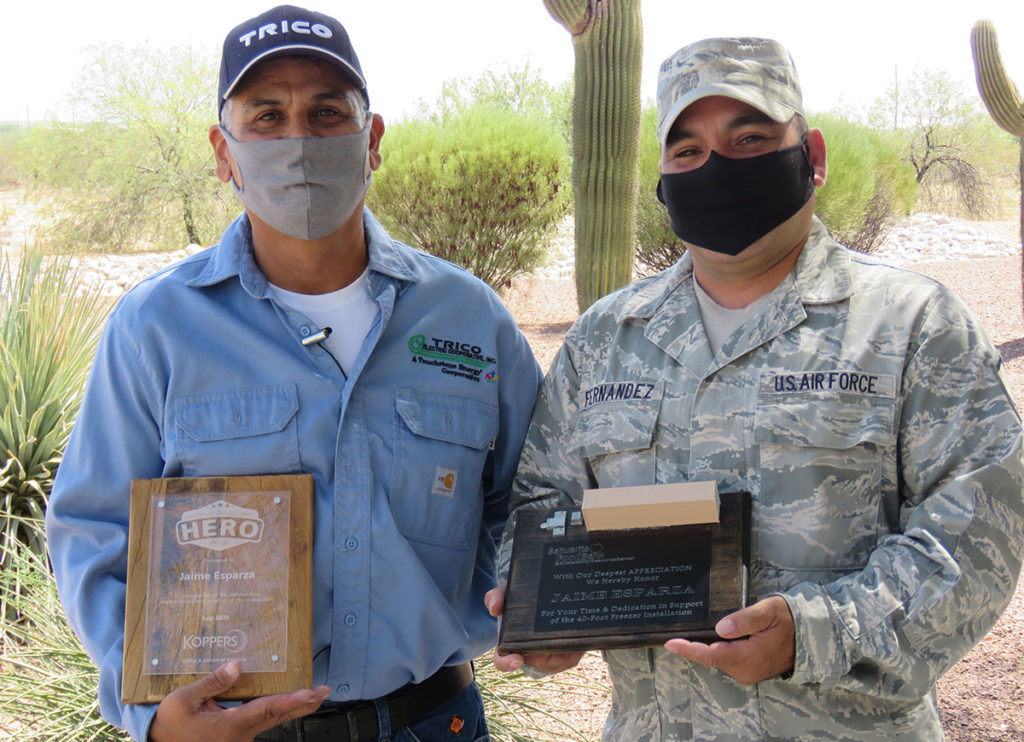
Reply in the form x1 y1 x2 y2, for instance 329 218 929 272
656 142 815 256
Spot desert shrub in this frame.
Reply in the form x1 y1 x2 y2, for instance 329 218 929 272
635 106 683 274
368 105 570 290
20 45 235 253
813 114 917 252
416 62 573 149
0 518 130 741
475 652 604 741
0 248 110 573
0 126 27 188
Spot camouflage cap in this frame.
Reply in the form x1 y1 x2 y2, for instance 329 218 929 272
656 37 804 149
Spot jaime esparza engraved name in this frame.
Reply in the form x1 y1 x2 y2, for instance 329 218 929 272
178 570 257 582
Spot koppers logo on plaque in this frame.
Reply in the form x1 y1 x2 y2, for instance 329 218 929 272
175 500 265 551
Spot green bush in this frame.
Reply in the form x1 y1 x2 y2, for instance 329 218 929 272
813 114 917 252
368 105 570 290
635 106 683 274
0 249 110 572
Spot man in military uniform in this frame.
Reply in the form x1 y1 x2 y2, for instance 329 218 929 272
487 37 1024 740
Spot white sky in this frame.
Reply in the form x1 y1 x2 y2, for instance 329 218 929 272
4 1 1024 126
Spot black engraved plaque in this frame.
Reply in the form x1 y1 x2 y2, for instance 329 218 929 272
498 491 751 655
533 530 712 632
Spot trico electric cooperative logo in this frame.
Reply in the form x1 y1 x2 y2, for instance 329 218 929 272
182 628 248 654
237 19 333 47
408 334 498 383
175 500 265 552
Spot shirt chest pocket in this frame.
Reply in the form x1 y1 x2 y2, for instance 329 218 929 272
174 384 301 477
392 387 499 550
754 393 895 571
569 386 662 489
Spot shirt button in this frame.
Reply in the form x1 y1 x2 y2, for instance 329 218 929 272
345 538 358 551
300 326 311 337
344 613 357 627
336 683 350 694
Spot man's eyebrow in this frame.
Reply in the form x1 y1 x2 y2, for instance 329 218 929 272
239 90 355 109
312 90 355 103
240 97 283 110
726 111 777 129
665 110 779 148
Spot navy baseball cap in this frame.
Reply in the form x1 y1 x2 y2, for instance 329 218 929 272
218 4 368 115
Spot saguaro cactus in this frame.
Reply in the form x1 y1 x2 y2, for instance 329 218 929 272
544 0 642 311
971 20 1024 311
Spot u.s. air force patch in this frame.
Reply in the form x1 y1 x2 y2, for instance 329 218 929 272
759 370 897 398
408 334 498 384
582 380 660 409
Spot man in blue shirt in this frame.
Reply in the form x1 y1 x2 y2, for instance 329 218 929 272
45 5 542 741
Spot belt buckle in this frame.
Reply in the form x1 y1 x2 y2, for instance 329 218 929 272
295 708 363 742
344 707 361 741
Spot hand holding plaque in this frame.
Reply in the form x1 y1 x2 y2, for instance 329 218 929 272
498 483 751 656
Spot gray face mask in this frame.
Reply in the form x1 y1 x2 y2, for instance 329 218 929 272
219 121 373 240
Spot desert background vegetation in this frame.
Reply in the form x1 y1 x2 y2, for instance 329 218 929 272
0 30 1022 741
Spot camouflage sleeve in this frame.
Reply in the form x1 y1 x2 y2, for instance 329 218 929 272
496 324 592 580
782 290 1024 696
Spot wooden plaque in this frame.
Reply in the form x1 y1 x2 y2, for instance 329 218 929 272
498 491 751 655
123 475 313 704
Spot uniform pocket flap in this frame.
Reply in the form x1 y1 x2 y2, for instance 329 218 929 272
395 387 498 450
570 394 661 458
177 384 299 442
755 394 895 449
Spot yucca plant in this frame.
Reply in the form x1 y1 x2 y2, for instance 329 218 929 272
0 247 111 564
0 517 130 741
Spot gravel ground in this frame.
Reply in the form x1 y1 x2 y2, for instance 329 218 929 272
499 227 1024 741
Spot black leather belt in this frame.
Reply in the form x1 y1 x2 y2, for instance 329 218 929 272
256 662 475 742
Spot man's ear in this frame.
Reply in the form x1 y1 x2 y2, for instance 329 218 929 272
806 128 826 188
209 125 238 186
367 113 385 172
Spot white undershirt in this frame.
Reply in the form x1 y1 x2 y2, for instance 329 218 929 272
269 268 377 374
692 275 772 357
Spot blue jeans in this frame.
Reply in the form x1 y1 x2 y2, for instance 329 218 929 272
388 683 488 742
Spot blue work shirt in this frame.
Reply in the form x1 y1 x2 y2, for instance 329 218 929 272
45 209 543 741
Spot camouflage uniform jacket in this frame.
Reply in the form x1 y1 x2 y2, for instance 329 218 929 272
499 219 1024 741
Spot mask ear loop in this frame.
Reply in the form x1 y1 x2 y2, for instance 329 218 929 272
800 133 814 182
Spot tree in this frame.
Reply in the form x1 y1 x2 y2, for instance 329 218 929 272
869 68 1004 218
22 44 235 252
814 114 917 253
